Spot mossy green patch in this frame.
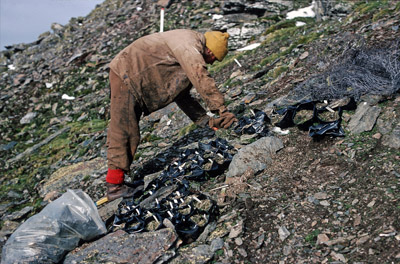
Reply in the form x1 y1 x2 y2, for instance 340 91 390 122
83 174 91 182
3 119 107 208
209 53 245 75
293 0 313 10
271 66 289 79
259 29 321 68
178 123 197 138
355 1 389 15
141 133 162 143
38 136 72 163
134 151 142 161
214 128 234 140
223 77 243 89
264 17 314 35
372 8 391 21
69 119 107 134
395 2 400 12
33 197 44 211
297 31 321 45
0 168 44 216
264 20 297 35
305 229 321 246
264 27 298 44
258 53 280 68
215 249 224 257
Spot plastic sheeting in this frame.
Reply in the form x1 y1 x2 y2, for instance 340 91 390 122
114 138 234 242
114 113 274 241
234 109 270 137
275 99 356 138
1 189 107 264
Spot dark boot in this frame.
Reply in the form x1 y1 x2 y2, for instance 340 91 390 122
106 182 137 201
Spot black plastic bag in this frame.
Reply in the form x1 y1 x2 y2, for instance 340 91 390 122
275 99 356 138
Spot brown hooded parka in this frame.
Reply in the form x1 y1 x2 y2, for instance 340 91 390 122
110 29 225 115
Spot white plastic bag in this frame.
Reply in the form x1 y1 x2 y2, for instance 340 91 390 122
1 189 107 264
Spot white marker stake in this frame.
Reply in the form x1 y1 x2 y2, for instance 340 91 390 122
234 58 242 67
160 8 164 32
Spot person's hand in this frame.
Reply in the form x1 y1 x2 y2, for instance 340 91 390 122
194 115 210 128
209 111 238 129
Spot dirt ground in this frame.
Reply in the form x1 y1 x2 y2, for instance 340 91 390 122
196 98 400 263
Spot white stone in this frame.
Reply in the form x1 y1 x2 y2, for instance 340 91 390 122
278 226 290 241
62 94 75 100
286 2 315 19
237 43 261 51
20 112 37 124
296 21 306 27
320 200 330 207
314 192 328 200
212 14 223 20
367 200 376 208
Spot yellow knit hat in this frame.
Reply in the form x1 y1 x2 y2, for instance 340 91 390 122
204 31 229 61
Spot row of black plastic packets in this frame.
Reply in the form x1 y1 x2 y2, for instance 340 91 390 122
233 109 270 137
114 191 218 243
274 98 357 138
162 138 235 182
113 138 234 242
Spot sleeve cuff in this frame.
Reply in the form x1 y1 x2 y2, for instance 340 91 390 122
106 169 125 184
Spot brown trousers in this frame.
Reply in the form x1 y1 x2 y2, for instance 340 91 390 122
107 70 142 173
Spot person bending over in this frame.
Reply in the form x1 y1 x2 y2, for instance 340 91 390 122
106 29 237 201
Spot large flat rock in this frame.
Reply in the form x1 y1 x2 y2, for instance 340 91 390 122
382 123 400 149
64 228 177 264
227 136 283 178
40 157 106 197
347 102 381 134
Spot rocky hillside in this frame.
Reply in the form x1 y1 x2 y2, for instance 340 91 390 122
1 0 400 263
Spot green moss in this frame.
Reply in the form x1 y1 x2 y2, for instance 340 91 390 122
0 169 44 215
69 119 107 134
266 15 284 23
83 175 91 182
272 66 289 78
134 151 142 161
293 0 313 10
259 53 280 68
372 8 391 21
39 136 72 162
215 249 224 257
214 128 234 140
45 139 70 154
264 27 298 44
33 198 44 212
77 146 89 157
264 20 296 35
223 77 243 89
209 53 245 75
141 133 162 143
396 2 400 12
178 123 197 138
355 1 389 14
224 100 233 106
297 31 321 45
259 29 321 68
305 229 321 246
